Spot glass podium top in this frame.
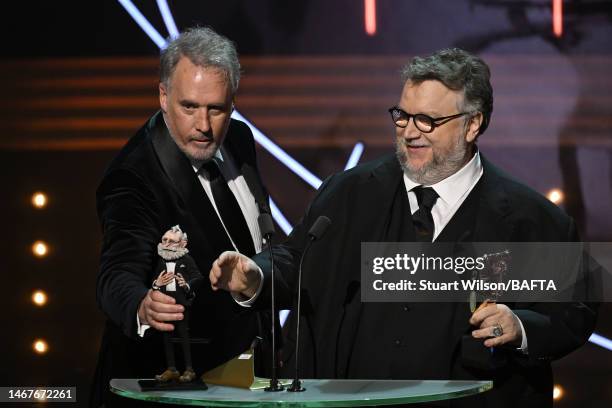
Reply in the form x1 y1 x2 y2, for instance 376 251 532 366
110 378 492 407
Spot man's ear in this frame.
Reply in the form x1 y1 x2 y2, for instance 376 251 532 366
465 112 483 143
159 82 168 113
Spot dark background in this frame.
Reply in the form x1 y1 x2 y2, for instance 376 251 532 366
1 1 611 406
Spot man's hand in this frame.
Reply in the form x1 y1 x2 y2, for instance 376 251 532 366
137 289 184 331
210 251 261 298
470 302 522 348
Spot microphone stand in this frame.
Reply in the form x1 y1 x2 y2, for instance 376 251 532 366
287 238 314 392
260 214 284 392
288 215 331 393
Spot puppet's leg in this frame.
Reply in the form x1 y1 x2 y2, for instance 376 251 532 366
155 331 180 382
177 314 195 382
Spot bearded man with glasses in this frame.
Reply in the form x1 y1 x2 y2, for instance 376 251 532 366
209 48 598 407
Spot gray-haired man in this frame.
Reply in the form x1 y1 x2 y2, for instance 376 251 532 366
93 27 269 407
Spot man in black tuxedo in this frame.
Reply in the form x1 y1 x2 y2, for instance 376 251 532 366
91 27 269 407
210 48 598 407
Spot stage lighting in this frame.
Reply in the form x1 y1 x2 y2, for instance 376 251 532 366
31 192 48 209
32 290 48 306
32 241 49 258
34 390 47 402
546 188 563 205
33 339 48 354
553 384 564 400
365 0 377 36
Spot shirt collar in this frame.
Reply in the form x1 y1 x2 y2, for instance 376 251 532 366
191 148 225 174
403 150 482 208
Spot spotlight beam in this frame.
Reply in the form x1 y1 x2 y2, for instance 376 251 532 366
117 0 167 49
156 0 179 39
344 142 365 170
269 198 293 236
232 111 323 189
589 333 612 351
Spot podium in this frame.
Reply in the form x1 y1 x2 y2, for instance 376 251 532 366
110 378 492 406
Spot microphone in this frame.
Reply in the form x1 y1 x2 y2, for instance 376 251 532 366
258 213 284 392
288 216 331 392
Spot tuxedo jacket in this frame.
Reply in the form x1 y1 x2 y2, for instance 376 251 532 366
155 254 203 307
91 112 269 407
254 153 598 408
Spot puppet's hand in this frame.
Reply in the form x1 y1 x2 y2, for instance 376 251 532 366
175 273 187 288
155 271 175 287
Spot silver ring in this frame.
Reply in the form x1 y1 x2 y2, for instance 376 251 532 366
492 323 503 337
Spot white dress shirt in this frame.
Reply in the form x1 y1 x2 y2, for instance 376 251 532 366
403 151 483 241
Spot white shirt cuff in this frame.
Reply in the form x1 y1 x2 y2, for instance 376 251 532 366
516 316 528 353
136 312 150 337
233 267 264 307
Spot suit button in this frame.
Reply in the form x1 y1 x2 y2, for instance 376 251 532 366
394 339 401 346
402 305 409 311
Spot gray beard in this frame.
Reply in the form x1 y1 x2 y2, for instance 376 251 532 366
157 244 189 261
396 137 470 185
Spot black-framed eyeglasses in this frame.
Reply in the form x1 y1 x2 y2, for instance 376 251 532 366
388 106 471 133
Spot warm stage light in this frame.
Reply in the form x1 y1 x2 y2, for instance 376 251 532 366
553 384 564 400
552 0 563 38
365 0 377 36
32 241 49 257
33 339 48 354
547 188 564 205
32 290 48 306
34 390 47 402
31 192 48 209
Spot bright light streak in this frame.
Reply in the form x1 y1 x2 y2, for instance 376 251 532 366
117 0 167 48
553 0 563 38
365 0 377 36
269 198 293 236
156 0 179 39
589 332 612 351
232 111 323 189
280 310 290 326
344 142 364 170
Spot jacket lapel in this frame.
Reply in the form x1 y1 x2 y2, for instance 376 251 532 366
355 154 408 243
223 120 270 214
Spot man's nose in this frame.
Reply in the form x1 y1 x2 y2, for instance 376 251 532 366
195 110 211 134
400 118 421 140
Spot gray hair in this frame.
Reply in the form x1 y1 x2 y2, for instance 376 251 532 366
400 48 493 136
160 27 241 94
169 225 188 243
